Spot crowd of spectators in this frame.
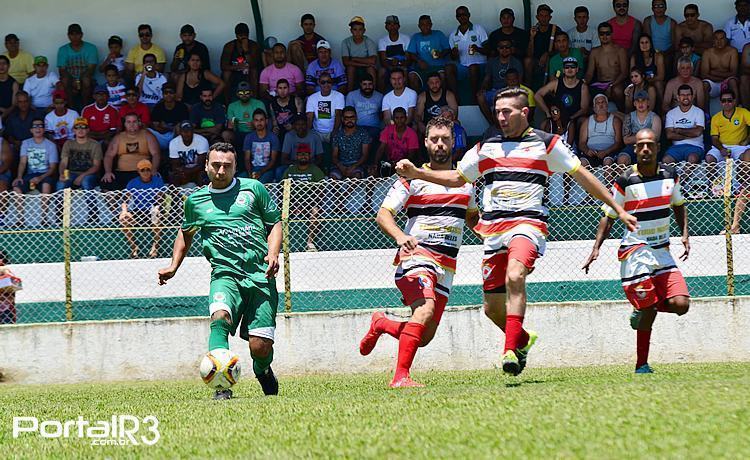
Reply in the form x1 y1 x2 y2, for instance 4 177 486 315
1 1 750 224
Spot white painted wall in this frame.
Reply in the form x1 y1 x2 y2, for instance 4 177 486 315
1 297 748 384
11 234 742 304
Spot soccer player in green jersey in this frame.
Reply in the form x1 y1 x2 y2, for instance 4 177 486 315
158 142 282 400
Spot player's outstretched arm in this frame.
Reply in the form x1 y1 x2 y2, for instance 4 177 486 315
265 221 282 278
158 229 194 285
375 207 418 252
571 167 637 231
673 204 690 261
395 160 466 187
582 216 615 274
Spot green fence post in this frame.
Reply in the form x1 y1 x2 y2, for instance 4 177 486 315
62 188 73 320
724 159 735 297
281 179 292 312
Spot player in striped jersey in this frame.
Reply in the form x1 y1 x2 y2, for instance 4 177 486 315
359 116 479 388
396 87 637 376
583 128 691 374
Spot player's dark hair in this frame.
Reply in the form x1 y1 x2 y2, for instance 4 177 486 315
494 87 530 109
208 142 236 156
142 53 156 64
138 24 152 34
426 71 441 81
684 4 699 13
720 89 736 100
276 78 289 87
679 36 695 47
677 84 693 95
359 74 374 83
252 108 267 118
392 107 407 117
612 0 628 7
418 15 431 22
390 67 405 77
574 6 589 15
425 115 454 139
554 30 569 40
31 116 45 125
598 22 612 32
104 64 119 74
0 55 9 65
342 105 357 115
301 14 315 24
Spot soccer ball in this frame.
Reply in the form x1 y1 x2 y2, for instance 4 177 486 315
199 349 241 389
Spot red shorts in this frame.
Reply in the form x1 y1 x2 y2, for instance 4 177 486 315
624 270 690 311
482 236 539 293
395 271 448 323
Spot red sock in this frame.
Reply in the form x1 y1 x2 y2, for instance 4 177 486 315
504 315 530 352
636 330 652 368
376 317 407 338
394 322 426 380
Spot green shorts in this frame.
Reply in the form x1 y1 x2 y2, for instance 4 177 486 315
208 276 278 342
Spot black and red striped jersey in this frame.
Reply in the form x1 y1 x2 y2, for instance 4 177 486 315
602 164 686 259
381 173 477 272
456 128 581 237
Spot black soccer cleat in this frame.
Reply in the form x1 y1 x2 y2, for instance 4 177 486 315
256 367 279 395
213 388 233 400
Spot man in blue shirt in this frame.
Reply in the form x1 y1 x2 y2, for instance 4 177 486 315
243 109 281 183
345 74 383 144
406 15 457 94
120 159 164 258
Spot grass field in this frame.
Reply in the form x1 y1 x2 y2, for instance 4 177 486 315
1 363 749 459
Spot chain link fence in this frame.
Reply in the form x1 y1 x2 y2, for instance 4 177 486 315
1 161 748 325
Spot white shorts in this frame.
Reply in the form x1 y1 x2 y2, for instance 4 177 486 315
706 144 750 162
482 225 547 258
620 245 689 310
703 78 738 98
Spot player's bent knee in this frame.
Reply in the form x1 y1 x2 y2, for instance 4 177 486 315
669 297 690 316
249 337 273 357
210 310 232 323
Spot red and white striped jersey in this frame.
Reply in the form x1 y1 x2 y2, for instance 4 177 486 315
602 164 685 260
457 128 580 238
382 175 477 272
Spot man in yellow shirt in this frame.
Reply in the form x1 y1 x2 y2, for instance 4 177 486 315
706 89 750 162
3 34 34 84
125 24 166 79
709 89 750 234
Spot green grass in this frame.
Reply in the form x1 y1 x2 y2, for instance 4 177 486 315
1 363 749 458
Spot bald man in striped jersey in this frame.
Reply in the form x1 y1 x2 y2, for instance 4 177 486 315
583 128 691 374
396 87 637 376
359 116 479 388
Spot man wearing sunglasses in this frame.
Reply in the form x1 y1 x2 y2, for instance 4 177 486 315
118 87 151 127
225 81 266 148
675 4 714 55
585 22 629 110
125 24 166 81
12 117 58 227
149 82 189 151
120 159 164 259
607 0 642 54
477 39 522 124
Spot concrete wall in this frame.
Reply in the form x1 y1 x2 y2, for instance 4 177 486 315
2 297 748 384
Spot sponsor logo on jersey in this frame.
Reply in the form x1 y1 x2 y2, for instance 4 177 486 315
417 274 433 289
235 191 253 207
482 264 492 280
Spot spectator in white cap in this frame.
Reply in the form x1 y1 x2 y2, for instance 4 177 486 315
578 93 623 167
305 40 347 94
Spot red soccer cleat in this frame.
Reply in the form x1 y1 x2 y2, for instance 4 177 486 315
389 376 425 388
359 312 386 356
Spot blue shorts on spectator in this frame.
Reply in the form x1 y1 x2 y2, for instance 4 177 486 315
664 144 705 162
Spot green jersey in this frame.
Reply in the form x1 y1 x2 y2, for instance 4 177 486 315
227 99 267 134
282 164 325 182
183 178 281 281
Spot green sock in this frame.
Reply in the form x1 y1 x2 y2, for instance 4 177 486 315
252 349 274 377
208 320 231 351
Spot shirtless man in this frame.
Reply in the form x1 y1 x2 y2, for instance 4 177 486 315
700 30 739 106
739 42 750 107
675 4 713 54
585 22 629 110
663 56 706 113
